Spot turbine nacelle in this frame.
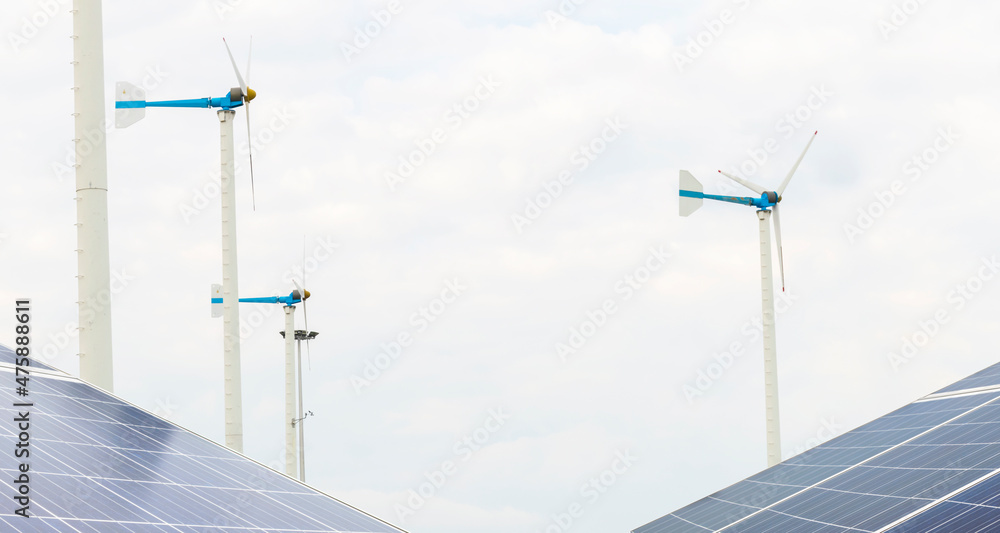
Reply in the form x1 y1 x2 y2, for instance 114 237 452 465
115 37 258 208
227 86 257 105
678 131 818 292
210 285 311 317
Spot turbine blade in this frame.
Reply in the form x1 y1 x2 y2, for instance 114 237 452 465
773 204 786 292
246 102 255 210
299 236 312 367
777 131 818 196
718 170 767 195
223 38 247 93
299 236 309 332
245 36 252 86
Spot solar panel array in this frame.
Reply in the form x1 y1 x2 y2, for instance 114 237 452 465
0 345 404 532
636 361 1000 533
0 347 57 372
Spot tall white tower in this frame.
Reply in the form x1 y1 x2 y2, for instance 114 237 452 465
73 0 114 392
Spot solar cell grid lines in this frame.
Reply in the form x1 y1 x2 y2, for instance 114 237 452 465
932 362 1000 395
635 362 1000 533
0 347 57 372
0 344 405 533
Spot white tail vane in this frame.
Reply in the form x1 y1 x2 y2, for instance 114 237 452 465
679 170 704 217
211 284 224 318
773 204 785 292
719 170 766 195
115 81 146 128
777 131 817 196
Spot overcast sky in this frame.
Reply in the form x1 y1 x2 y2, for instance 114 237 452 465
2 1 1000 532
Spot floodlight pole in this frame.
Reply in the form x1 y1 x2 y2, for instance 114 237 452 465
283 306 298 478
296 336 306 482
219 109 244 453
757 209 781 467
73 0 114 392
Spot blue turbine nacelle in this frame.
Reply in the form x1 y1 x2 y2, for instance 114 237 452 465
115 82 255 128
678 170 779 216
211 285 310 317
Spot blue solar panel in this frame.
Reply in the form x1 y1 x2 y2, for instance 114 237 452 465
0 351 404 532
0 344 58 372
634 392 1000 533
934 361 1000 394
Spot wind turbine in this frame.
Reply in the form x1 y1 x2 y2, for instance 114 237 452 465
116 38 257 453
679 131 817 467
211 282 314 479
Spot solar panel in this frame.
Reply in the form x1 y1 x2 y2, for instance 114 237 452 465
0 344 404 532
933 361 1000 395
635 362 1000 533
0 345 58 372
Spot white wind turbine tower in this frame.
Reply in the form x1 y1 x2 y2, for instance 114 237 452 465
679 131 817 467
73 0 114 392
116 38 257 453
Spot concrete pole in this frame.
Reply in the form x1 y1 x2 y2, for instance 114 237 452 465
219 109 243 453
73 0 114 392
284 307 297 478
758 210 781 467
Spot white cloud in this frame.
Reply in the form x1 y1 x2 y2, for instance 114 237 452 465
2 1 1000 532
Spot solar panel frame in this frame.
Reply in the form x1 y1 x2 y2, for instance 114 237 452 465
0 344 59 372
933 362 1000 395
633 392 1000 533
0 359 406 533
